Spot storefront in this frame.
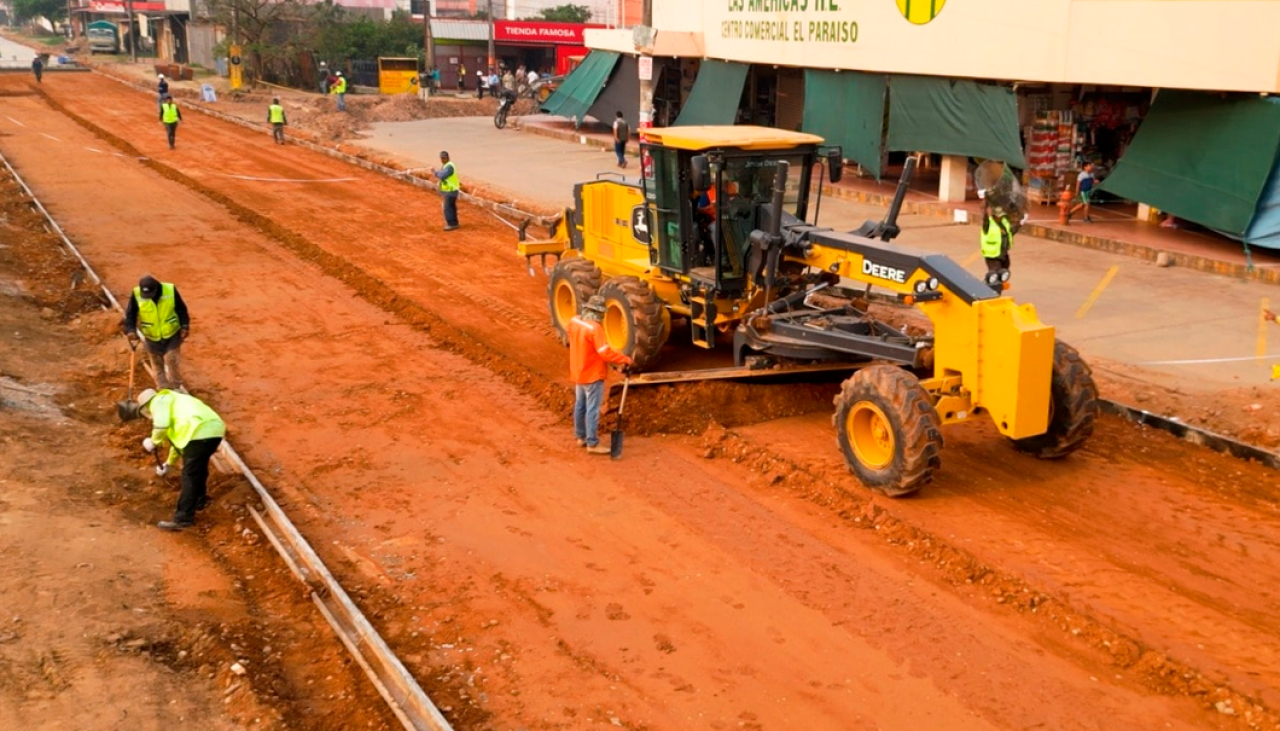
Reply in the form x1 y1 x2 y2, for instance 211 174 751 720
494 21 603 77
582 0 1280 247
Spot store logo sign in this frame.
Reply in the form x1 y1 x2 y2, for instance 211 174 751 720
895 0 946 25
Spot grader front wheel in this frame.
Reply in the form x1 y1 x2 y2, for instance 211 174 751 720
1012 340 1099 458
547 258 601 344
598 276 668 371
833 366 944 497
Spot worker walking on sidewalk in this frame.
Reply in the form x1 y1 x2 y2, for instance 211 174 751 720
132 388 226 532
159 94 181 149
567 296 632 454
121 275 190 391
268 97 287 144
433 150 461 231
980 199 1015 279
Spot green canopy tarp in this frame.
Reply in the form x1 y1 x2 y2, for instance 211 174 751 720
674 60 749 127
1100 90 1280 237
802 70 887 178
540 51 620 126
887 75 1026 168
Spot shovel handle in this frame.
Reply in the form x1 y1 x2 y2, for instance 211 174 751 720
616 375 629 426
127 344 138 400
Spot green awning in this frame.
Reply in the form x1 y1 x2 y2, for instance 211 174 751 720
1100 90 1280 236
802 69 887 178
540 51 620 126
674 60 749 127
887 75 1027 168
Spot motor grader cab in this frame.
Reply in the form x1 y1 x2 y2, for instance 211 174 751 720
517 125 1098 496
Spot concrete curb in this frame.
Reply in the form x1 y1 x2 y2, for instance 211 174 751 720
1100 399 1280 471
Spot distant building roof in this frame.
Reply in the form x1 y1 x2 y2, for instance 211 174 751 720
431 19 490 42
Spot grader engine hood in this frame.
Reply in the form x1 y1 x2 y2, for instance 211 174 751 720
780 226 1055 439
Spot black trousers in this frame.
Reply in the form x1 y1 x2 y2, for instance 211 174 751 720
175 437 222 523
165 122 178 148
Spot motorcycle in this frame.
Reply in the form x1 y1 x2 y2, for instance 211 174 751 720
494 89 517 129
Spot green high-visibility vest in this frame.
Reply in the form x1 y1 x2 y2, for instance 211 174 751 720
980 216 1011 258
161 102 179 124
439 162 460 192
148 390 226 452
269 104 285 124
133 282 181 341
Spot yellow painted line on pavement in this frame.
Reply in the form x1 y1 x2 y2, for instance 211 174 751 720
963 251 981 267
1076 264 1119 320
1260 297 1272 362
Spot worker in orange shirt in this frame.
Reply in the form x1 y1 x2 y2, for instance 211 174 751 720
568 295 633 454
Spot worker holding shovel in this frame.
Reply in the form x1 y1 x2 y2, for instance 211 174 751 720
567 295 632 454
123 388 226 532
121 275 190 391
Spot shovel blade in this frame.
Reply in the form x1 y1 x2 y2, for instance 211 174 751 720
609 428 623 459
116 400 141 422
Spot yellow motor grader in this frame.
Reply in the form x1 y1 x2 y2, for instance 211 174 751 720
518 126 1097 496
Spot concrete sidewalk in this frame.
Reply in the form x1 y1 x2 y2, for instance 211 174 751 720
352 115 1280 390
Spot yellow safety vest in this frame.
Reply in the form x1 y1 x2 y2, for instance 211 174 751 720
332 77 347 94
148 390 226 454
439 162 460 192
980 216 1012 258
161 102 180 124
269 104 285 123
133 282 181 341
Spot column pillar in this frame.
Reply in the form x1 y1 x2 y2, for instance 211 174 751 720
938 154 968 203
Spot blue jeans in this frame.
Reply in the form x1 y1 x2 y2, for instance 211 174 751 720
335 92 346 111
614 141 626 166
442 190 459 227
573 380 606 446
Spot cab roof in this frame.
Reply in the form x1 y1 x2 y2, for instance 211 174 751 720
640 125 825 152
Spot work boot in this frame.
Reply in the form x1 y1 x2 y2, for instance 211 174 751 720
195 496 209 512
157 519 194 532
444 225 459 231
585 444 610 455
575 438 585 447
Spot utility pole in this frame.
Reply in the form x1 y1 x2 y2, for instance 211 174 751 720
637 0 654 129
423 0 434 92
126 0 137 62
485 0 494 73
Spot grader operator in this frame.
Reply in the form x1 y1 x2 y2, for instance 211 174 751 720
518 126 1097 496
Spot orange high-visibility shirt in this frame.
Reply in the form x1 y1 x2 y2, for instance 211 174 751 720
567 316 631 384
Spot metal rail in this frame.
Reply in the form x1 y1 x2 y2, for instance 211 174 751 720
0 150 454 731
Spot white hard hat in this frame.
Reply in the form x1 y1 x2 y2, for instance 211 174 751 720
336 71 343 76
136 388 157 406
157 73 165 79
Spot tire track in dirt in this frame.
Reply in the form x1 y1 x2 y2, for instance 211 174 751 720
27 80 1280 730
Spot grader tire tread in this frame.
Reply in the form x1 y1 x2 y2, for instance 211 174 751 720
599 276 666 372
547 258 601 345
1013 340 1098 459
833 366 943 497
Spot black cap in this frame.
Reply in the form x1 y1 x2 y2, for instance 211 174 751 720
138 275 160 294
440 151 449 158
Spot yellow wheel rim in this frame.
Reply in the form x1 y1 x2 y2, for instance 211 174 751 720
553 281 578 331
603 300 630 352
848 401 894 470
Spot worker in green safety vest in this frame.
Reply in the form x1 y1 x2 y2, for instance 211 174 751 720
158 94 181 149
121 275 191 391
267 97 287 145
979 198 1015 282
133 387 226 532
432 150 460 231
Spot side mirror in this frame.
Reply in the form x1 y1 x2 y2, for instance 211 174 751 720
690 155 711 194
827 148 844 184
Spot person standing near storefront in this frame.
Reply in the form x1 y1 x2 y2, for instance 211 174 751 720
476 68 487 99
612 111 630 169
1068 163 1099 223
457 62 466 92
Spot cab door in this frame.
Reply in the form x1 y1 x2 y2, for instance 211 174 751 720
641 143 691 275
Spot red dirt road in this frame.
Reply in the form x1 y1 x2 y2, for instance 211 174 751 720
2 72 1279 730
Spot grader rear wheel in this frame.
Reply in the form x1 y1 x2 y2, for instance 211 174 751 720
547 258 601 344
833 366 944 497
1012 340 1099 458
598 276 668 372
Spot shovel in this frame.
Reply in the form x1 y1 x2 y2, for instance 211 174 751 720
610 375 629 460
115 342 140 422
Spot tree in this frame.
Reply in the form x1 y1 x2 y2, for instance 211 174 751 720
12 0 66 22
529 4 591 23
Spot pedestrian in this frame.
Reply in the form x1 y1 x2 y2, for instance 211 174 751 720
457 62 466 91
122 274 191 390
431 67 441 91
158 94 181 149
476 68 487 99
526 67 539 91
567 295 632 454
612 111 630 169
156 73 168 111
32 55 43 83
979 199 1014 278
268 97 287 144
488 68 500 98
318 61 330 94
1069 162 1098 223
433 151 460 231
133 387 225 532
502 68 516 92
330 71 347 112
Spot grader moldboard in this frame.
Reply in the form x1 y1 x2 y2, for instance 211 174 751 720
518 126 1098 496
